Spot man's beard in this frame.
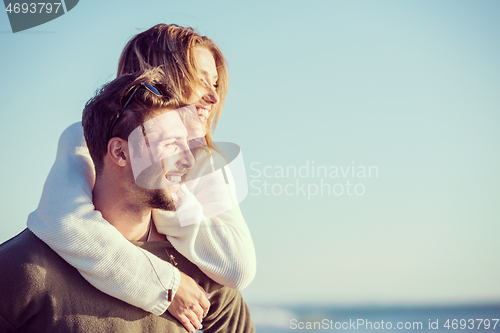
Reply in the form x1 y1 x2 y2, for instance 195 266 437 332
130 161 179 211
143 188 175 211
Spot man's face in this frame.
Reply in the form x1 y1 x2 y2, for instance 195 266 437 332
128 107 195 208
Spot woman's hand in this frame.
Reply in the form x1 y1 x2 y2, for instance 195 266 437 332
168 271 210 332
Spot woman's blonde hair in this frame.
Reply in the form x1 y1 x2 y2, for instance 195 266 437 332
117 24 228 148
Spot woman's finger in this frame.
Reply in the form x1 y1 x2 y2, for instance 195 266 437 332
185 309 202 332
177 314 196 333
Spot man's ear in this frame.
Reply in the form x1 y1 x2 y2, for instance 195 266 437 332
107 138 129 167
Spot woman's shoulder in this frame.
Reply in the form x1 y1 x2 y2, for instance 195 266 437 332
60 122 84 141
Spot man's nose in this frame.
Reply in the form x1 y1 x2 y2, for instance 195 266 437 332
178 146 195 170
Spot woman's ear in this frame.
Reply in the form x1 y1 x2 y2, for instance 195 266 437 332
107 138 129 167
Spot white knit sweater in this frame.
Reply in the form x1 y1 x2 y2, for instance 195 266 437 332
27 122 256 315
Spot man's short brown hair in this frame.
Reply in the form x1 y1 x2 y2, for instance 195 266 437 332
82 68 183 174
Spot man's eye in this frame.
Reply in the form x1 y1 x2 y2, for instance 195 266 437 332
162 141 176 148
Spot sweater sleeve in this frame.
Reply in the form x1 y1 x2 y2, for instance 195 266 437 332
153 149 257 290
26 122 180 315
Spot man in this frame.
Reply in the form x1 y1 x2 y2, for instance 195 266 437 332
0 69 254 332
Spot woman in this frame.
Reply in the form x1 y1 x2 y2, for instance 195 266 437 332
27 24 256 333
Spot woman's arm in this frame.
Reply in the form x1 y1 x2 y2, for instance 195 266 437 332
27 123 180 315
154 149 257 290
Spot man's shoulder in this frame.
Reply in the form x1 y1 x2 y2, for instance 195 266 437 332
0 229 61 331
0 229 65 277
1 229 53 258
0 232 182 332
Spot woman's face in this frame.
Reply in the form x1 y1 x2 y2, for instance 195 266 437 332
187 46 220 126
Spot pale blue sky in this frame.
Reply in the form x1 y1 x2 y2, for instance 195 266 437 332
1 0 499 306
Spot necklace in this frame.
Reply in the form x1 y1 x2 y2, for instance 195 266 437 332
146 218 152 242
140 217 177 302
